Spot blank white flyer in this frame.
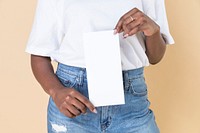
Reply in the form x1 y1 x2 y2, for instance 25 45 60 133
83 30 125 107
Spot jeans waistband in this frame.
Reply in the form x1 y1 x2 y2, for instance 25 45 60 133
122 67 144 81
57 63 144 82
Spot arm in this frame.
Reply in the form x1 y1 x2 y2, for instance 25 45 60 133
31 55 96 118
31 55 63 96
114 8 167 65
145 29 166 65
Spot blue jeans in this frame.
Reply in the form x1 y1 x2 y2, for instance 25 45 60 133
47 63 160 133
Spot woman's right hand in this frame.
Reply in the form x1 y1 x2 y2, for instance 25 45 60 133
51 87 97 118
30 55 96 118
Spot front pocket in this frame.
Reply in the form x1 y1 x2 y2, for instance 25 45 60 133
130 77 147 97
56 69 78 88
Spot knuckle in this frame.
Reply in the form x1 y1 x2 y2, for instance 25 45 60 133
141 13 145 17
119 17 123 21
69 89 75 95
65 95 71 101
134 8 139 11
139 13 144 18
122 16 126 20
139 17 145 23
61 103 67 110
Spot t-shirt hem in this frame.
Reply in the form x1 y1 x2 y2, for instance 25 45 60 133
25 47 51 57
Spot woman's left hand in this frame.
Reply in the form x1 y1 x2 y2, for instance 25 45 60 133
114 8 160 38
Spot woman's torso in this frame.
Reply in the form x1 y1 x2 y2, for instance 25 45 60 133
51 0 149 70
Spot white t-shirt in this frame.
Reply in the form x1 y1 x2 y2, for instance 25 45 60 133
26 0 174 70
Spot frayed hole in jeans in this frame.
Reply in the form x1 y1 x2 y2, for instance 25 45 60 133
50 121 68 133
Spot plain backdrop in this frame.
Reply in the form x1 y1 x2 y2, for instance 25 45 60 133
0 0 200 133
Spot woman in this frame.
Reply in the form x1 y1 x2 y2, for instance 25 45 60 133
26 0 174 132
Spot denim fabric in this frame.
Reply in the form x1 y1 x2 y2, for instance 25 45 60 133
47 63 160 133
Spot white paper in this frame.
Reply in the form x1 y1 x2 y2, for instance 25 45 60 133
83 30 125 107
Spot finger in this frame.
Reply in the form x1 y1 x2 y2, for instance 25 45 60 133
122 11 146 35
123 15 137 28
70 98 87 114
64 96 82 116
66 103 82 116
129 17 148 36
118 17 134 34
114 8 139 33
124 12 147 37
122 23 130 37
73 91 97 114
123 18 142 36
66 96 86 113
128 26 141 36
60 105 76 118
119 16 135 34
115 8 139 30
119 28 123 33
122 11 143 33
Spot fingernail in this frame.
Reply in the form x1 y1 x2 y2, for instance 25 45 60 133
113 29 118 35
123 34 129 38
92 108 97 114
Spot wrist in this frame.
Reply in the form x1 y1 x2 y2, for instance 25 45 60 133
146 26 161 39
49 86 65 99
145 23 160 37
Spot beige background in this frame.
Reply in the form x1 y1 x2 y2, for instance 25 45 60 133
0 0 200 133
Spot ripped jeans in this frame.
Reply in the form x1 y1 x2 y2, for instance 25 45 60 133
47 63 160 133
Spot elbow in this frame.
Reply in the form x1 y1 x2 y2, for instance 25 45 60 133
147 50 166 65
148 57 163 65
149 61 159 65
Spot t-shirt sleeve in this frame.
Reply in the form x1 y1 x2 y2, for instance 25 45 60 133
25 0 62 57
144 0 175 44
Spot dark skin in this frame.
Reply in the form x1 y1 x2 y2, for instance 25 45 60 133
31 8 166 118
114 8 166 64
31 56 97 118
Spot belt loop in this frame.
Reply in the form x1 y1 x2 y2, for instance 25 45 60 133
78 70 84 86
124 71 129 89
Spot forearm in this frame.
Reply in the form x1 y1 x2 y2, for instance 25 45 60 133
31 55 64 97
145 29 166 65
